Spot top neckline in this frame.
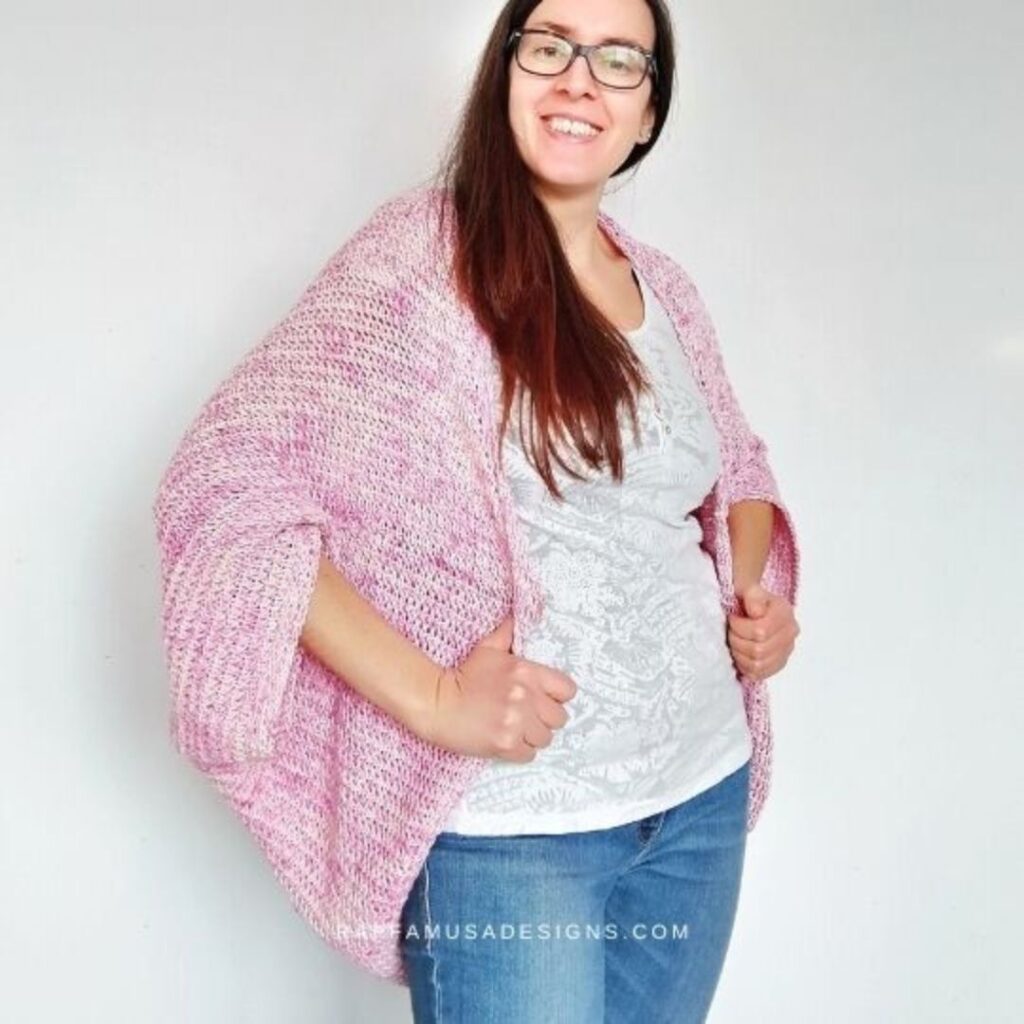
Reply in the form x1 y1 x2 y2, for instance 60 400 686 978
596 221 649 337
624 265 650 337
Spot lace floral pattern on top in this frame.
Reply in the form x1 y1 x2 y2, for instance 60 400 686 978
443 266 752 836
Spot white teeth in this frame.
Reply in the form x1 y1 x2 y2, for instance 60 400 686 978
545 116 600 137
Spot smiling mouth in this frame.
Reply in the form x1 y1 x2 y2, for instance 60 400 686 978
541 115 604 141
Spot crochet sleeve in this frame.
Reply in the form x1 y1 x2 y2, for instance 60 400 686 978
150 211 417 772
680 267 801 610
152 188 436 774
151 306 333 772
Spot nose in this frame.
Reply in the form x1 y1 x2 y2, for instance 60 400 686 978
554 50 599 96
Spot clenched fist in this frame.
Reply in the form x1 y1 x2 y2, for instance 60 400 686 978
727 583 800 683
420 615 577 762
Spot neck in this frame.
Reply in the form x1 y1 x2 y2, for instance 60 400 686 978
532 181 614 276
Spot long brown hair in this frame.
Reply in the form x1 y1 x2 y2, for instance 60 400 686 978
428 0 676 501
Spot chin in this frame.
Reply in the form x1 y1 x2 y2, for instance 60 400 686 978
533 173 602 194
527 158 607 189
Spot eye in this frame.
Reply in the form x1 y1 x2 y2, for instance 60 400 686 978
600 46 643 71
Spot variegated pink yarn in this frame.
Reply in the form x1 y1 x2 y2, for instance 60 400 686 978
152 183 800 985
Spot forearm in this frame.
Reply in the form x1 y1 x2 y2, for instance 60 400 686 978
727 499 774 594
299 554 438 737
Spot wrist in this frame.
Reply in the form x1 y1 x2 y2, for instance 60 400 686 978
400 656 446 742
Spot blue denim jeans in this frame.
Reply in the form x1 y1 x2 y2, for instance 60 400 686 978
399 757 750 1023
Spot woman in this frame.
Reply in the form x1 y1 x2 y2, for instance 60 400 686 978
392 1 802 1019
153 0 800 1019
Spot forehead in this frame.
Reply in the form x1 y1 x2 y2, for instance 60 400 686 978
523 0 655 49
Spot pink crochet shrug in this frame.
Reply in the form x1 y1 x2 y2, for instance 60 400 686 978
152 183 801 985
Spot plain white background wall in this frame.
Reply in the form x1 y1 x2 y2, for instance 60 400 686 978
2 1 1021 1020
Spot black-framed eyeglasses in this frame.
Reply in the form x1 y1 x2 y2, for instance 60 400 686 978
506 28 658 91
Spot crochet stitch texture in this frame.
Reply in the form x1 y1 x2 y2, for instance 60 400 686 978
152 183 801 985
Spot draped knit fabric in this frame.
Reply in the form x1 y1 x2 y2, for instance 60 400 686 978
151 182 801 986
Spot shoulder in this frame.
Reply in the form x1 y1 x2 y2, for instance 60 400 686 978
266 184 467 370
598 209 698 293
277 183 455 336
598 209 713 331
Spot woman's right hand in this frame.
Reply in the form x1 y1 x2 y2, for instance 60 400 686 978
420 615 577 762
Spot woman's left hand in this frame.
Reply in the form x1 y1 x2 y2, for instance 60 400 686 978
727 583 800 683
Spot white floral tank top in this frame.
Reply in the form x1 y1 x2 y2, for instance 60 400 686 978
441 264 752 835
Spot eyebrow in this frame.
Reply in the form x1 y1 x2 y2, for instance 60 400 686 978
528 19 650 50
